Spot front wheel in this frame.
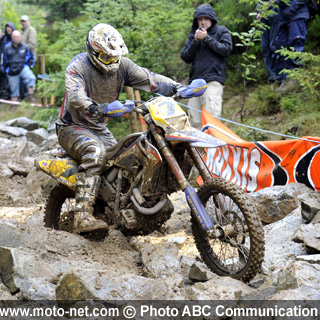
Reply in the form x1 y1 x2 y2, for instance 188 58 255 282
192 178 265 282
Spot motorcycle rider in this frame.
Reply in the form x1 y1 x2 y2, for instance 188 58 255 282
56 23 181 234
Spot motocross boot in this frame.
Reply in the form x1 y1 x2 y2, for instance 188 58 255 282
73 172 108 234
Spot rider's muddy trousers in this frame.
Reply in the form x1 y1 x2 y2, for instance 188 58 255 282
56 125 117 175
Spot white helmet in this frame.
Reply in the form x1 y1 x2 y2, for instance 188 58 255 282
86 23 128 75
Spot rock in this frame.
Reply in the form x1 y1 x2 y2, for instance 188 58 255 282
140 242 181 279
189 262 215 282
0 281 18 300
262 208 307 273
292 222 320 252
298 192 320 222
167 236 187 249
5 117 41 131
312 211 320 223
295 254 320 264
0 163 14 178
249 183 310 224
275 259 320 299
56 269 183 301
7 162 30 177
0 124 27 138
0 247 58 299
55 270 96 301
26 128 49 145
185 275 254 300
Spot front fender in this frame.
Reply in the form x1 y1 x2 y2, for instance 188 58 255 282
166 130 226 148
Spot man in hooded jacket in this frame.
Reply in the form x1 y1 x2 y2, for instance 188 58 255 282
181 4 232 130
0 22 16 99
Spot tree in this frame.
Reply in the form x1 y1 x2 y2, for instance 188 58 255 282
18 0 87 21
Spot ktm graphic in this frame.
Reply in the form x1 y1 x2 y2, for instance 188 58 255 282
200 110 320 192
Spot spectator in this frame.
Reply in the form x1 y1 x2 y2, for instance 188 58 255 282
275 0 309 90
257 0 279 84
21 15 37 56
3 22 16 46
0 28 9 99
0 23 16 100
180 4 232 130
3 30 36 103
0 23 17 68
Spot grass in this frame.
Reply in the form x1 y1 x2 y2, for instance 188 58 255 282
222 81 320 142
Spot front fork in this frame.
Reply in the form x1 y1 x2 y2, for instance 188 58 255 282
145 114 214 234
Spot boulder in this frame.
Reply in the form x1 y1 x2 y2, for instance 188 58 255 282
0 124 27 138
249 183 311 224
262 208 307 273
5 117 41 131
292 222 320 252
26 128 49 145
297 192 320 222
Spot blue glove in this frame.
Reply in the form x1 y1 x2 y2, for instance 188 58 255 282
89 100 134 118
106 100 134 118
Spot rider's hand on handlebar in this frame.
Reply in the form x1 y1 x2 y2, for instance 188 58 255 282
89 100 134 118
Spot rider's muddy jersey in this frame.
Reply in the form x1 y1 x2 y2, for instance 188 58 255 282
56 52 178 131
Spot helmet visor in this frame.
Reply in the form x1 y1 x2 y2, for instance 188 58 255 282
98 53 120 65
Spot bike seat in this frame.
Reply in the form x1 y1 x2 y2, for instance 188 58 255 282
105 132 142 160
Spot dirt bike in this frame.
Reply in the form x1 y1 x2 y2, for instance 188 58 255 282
35 79 264 282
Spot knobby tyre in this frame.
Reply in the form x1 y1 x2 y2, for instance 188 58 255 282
44 183 75 232
44 183 173 237
192 178 265 282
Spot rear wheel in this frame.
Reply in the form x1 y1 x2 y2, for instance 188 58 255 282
44 184 75 232
44 183 107 240
192 178 265 282
44 183 173 238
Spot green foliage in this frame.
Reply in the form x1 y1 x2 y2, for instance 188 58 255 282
247 85 281 115
31 107 59 122
41 0 195 105
279 96 303 114
19 104 59 129
18 0 87 21
215 0 256 29
278 49 320 96
234 119 268 141
1 2 20 28
107 117 132 141
304 15 320 54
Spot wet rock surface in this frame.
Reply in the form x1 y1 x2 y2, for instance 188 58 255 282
0 117 319 303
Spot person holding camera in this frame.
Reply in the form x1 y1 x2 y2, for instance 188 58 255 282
180 4 232 130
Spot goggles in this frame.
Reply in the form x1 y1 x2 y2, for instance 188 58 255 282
97 53 120 65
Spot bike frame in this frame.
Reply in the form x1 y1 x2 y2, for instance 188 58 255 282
144 112 215 233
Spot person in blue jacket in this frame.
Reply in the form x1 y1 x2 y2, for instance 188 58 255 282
180 4 232 130
275 0 309 88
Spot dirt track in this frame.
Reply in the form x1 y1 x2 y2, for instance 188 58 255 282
0 135 199 278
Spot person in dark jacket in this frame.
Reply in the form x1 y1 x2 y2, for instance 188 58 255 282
3 30 36 102
275 0 309 88
0 22 17 100
180 4 232 130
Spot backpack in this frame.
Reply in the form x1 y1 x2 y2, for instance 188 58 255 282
307 0 320 17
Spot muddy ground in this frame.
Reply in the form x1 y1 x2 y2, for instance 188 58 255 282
0 135 200 278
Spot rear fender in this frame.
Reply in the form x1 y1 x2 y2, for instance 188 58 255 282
35 159 79 190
